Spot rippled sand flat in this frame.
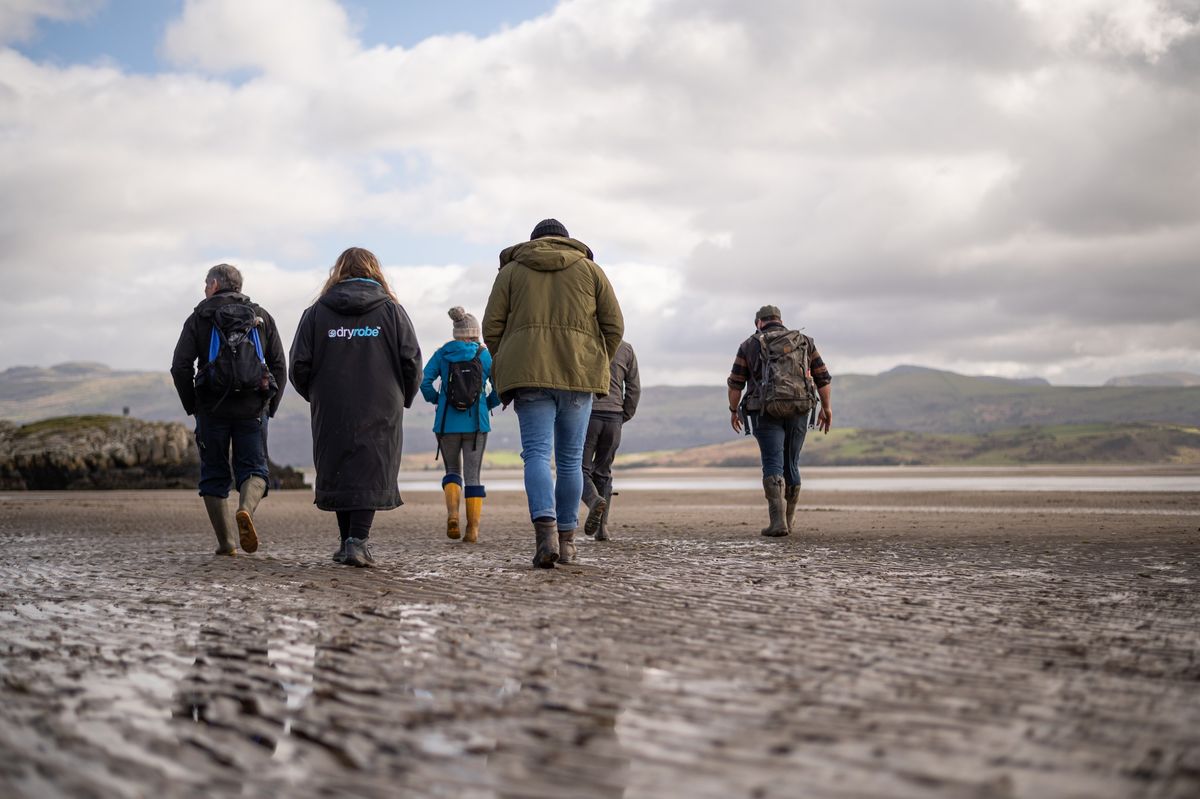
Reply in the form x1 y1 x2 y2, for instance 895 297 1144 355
1 481 1197 798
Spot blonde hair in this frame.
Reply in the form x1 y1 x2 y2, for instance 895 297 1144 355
320 247 396 300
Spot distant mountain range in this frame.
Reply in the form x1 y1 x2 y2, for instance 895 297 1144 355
619 423 1200 467
2 362 1199 467
1104 371 1200 387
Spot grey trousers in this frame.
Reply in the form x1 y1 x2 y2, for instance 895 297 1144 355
581 415 622 504
440 432 488 486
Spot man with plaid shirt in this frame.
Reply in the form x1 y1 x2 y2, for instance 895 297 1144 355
727 305 832 537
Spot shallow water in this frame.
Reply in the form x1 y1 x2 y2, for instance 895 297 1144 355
392 473 1200 493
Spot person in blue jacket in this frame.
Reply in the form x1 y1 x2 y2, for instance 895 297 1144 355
421 307 500 542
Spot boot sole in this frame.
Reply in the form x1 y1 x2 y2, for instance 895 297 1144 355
235 510 259 553
532 552 559 568
447 519 461 539
760 529 789 537
583 500 607 536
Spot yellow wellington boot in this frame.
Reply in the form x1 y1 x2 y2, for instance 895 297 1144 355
443 479 462 539
464 497 482 543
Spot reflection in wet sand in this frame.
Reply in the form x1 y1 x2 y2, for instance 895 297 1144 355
0 486 1197 797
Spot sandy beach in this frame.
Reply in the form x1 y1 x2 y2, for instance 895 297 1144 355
1 470 1198 798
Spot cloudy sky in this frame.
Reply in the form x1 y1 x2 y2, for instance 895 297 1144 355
1 0 1197 386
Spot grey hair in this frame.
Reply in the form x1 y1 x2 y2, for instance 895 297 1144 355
205 263 243 293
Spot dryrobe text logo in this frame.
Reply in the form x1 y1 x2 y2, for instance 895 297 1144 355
328 326 381 339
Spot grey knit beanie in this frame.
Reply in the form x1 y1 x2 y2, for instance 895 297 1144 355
530 218 569 240
449 306 481 340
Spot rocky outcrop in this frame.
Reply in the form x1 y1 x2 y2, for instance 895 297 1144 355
0 415 307 490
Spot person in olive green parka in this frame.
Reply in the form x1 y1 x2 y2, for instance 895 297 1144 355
483 219 624 568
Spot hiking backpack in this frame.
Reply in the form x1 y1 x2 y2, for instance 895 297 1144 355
756 328 818 419
194 303 274 409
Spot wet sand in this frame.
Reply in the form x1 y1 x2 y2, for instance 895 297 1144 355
1 483 1198 798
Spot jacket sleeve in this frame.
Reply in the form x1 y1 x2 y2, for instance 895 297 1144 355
481 348 500 410
170 315 199 416
393 304 423 409
622 345 641 423
420 348 442 405
261 309 287 417
289 306 315 403
482 268 511 357
592 264 624 364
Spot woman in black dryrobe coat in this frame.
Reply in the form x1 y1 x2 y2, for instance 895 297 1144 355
289 247 422 567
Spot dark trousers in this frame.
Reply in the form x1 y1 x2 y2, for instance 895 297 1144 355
581 413 622 504
195 412 269 498
752 412 807 487
336 510 376 541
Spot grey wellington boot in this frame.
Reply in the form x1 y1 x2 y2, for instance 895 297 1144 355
236 476 266 553
594 488 613 541
785 484 801 534
760 476 789 537
582 481 607 537
532 518 560 568
203 496 238 555
558 529 578 565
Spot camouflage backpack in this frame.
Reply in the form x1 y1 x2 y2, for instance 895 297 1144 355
756 328 818 418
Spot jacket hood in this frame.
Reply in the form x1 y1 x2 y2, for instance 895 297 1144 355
502 237 592 272
194 290 252 318
440 339 483 362
318 279 392 316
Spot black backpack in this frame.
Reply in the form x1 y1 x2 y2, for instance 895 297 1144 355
194 303 275 409
444 348 484 414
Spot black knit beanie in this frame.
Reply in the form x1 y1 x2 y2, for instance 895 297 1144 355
530 218 569 240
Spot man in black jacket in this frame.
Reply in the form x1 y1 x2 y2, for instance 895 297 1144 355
171 264 287 555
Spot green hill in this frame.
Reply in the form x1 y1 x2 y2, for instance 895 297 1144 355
620 423 1200 468
3 362 1199 467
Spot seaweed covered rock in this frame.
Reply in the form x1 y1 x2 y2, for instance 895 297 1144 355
0 415 307 490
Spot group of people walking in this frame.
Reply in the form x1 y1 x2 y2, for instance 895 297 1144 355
170 219 831 568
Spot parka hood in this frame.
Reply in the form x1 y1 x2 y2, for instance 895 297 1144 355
501 237 593 272
318 279 392 316
194 290 252 318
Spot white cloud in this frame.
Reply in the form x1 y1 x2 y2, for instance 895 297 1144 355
1017 0 1197 61
1 0 1198 387
162 0 359 81
0 0 100 44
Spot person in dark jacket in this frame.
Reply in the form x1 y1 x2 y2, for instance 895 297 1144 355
581 339 640 541
289 247 422 567
420 307 501 543
170 263 286 556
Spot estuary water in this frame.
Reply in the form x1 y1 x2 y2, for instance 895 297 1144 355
387 468 1200 494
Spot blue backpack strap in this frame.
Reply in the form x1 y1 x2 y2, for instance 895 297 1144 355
208 327 220 362
249 327 265 362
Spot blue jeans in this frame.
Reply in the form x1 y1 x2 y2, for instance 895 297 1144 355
752 412 808 487
514 389 593 529
195 413 269 498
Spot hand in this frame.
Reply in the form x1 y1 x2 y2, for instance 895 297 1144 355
731 410 742 434
817 406 832 434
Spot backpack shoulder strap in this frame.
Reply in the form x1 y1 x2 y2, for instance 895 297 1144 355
249 327 265 363
207 327 221 362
